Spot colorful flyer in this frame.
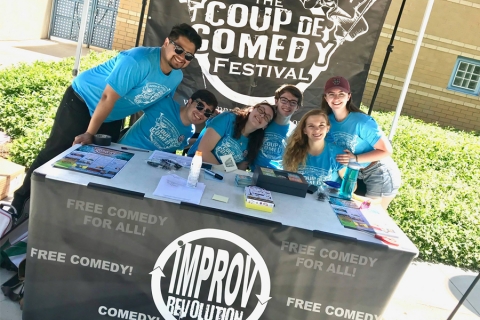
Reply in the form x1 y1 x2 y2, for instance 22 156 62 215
53 145 134 178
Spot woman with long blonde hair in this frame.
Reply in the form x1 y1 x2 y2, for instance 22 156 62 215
283 109 345 186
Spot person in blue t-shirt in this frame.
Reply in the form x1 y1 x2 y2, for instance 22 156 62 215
188 102 276 170
321 76 401 209
283 110 345 186
252 84 303 171
11 23 202 215
119 90 218 152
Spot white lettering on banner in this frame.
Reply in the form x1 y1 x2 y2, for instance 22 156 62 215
98 306 161 319
30 248 66 263
107 207 168 226
286 297 322 313
325 305 380 320
281 240 315 255
179 0 377 104
150 229 271 320
169 243 258 308
67 198 103 214
280 241 380 277
319 249 378 267
66 199 168 226
67 198 169 237
214 57 311 81
165 296 244 320
30 247 133 276
70 255 133 275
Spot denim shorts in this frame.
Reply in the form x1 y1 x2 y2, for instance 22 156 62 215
357 157 401 198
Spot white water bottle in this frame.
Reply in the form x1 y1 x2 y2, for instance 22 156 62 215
187 151 203 188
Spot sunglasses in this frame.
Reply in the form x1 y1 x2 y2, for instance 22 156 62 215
168 38 195 61
195 100 213 118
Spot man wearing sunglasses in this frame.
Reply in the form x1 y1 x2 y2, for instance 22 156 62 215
10 23 202 217
119 90 218 152
252 84 303 170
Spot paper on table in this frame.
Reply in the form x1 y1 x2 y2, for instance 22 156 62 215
153 174 205 205
149 150 192 167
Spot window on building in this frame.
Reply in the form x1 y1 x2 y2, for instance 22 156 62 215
447 57 480 95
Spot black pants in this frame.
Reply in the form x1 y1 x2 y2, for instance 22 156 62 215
12 86 122 213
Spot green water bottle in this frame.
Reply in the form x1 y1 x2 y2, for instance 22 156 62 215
339 159 361 200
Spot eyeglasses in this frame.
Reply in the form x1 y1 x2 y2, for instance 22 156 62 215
255 104 273 123
195 100 213 118
278 96 299 107
168 38 195 61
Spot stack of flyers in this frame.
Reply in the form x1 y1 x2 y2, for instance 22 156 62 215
235 174 252 187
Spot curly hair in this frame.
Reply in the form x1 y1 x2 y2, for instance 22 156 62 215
283 110 330 172
231 102 275 164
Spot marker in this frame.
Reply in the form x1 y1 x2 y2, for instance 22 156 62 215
121 146 150 153
203 169 224 180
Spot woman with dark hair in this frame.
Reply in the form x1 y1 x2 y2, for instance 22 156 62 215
188 102 275 170
283 109 345 186
320 76 401 209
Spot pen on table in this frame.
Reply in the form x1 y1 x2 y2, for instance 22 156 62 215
121 146 150 153
203 168 224 180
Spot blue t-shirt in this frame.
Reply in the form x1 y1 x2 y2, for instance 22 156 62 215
72 47 182 122
252 121 296 170
188 112 249 164
118 97 194 152
297 143 345 186
326 112 383 167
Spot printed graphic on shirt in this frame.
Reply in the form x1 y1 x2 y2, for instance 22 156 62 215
329 132 358 153
259 132 287 160
149 113 183 150
215 136 246 163
298 166 332 187
134 83 170 105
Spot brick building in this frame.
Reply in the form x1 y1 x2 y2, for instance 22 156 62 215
75 0 480 132
363 0 480 132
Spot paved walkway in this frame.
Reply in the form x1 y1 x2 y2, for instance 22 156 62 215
0 39 479 320
0 37 102 69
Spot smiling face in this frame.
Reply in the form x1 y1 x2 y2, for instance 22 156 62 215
275 91 299 118
324 88 351 112
248 104 275 129
162 35 196 71
303 114 330 142
186 99 215 126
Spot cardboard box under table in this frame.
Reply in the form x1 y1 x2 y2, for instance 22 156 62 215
253 166 309 197
23 143 419 320
0 159 25 200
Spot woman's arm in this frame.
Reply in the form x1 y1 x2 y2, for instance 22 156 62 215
336 136 393 165
73 85 120 145
196 128 222 165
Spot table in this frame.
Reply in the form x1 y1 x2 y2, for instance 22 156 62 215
23 144 418 320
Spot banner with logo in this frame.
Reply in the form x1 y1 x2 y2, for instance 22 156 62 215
23 177 414 320
143 0 391 117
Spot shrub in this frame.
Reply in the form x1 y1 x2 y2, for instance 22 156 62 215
372 110 480 270
0 50 117 166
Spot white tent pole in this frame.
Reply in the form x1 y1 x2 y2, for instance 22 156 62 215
72 0 91 78
388 0 435 141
